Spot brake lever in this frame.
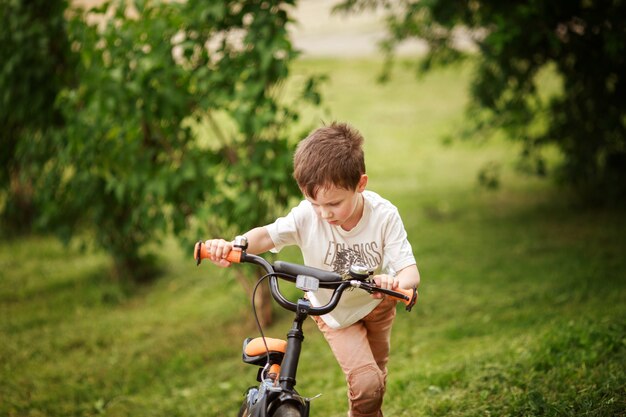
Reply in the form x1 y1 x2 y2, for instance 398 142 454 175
349 280 418 312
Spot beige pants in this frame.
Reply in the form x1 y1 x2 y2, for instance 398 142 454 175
313 297 397 417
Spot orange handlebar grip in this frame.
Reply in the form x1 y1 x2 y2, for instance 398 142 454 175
194 241 242 265
390 287 418 312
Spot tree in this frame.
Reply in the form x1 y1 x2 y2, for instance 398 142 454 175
337 0 626 202
0 0 75 233
2 0 322 327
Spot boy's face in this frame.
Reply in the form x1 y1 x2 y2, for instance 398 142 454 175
305 175 368 231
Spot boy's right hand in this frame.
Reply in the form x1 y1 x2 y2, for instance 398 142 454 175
204 239 234 267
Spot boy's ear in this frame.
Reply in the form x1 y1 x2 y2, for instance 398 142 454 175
357 174 368 192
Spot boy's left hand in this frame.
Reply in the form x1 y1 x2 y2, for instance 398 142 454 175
371 274 398 299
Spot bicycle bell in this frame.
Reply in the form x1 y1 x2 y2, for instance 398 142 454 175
233 235 249 250
349 264 370 280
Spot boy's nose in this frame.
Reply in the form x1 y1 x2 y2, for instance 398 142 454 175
321 209 332 219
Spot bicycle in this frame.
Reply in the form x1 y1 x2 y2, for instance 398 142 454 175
194 236 418 417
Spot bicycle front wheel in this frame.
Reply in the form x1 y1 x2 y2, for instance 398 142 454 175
272 403 302 417
237 400 249 417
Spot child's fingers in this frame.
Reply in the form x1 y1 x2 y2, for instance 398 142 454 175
373 274 399 290
204 239 233 263
216 258 232 268
373 274 389 289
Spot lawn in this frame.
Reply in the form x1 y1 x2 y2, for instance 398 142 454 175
1 58 625 417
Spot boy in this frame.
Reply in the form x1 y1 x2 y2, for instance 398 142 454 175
205 122 420 417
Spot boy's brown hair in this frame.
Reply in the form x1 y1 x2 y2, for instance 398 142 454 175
293 122 366 198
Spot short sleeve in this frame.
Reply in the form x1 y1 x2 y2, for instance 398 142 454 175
382 210 416 274
265 201 308 252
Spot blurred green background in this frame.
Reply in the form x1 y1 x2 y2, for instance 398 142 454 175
2 1 625 416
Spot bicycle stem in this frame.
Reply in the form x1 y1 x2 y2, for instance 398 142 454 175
278 299 310 392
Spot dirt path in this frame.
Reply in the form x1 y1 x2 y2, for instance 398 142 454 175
290 0 426 57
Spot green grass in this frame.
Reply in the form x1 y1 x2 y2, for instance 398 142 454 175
2 58 625 417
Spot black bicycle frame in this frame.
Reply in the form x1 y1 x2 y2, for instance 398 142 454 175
237 253 352 417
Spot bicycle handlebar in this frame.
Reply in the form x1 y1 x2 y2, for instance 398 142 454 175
274 261 342 283
194 241 418 312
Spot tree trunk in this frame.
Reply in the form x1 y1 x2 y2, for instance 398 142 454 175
3 168 35 234
234 269 273 327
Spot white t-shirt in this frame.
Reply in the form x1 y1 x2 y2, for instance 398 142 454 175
265 190 416 329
